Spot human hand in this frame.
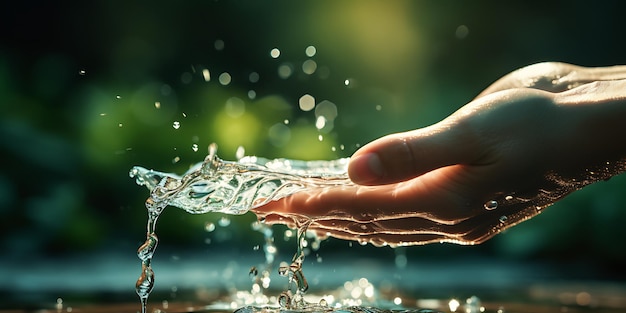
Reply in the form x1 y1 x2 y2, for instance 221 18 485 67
252 62 626 246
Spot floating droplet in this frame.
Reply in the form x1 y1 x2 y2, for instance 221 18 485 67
270 48 281 59
204 222 216 232
236 146 246 160
484 200 498 210
278 291 291 308
249 266 258 276
218 217 231 227
305 45 317 57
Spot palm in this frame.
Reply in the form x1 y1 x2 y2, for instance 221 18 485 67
253 62 626 246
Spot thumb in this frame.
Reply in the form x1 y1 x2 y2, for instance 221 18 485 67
348 120 480 185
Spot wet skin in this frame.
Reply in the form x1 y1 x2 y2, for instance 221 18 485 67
253 62 626 246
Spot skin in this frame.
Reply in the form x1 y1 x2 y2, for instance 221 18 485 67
252 62 626 247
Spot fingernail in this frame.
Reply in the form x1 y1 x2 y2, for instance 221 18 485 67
349 152 384 184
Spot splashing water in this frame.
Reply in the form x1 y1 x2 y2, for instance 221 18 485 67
130 143 353 313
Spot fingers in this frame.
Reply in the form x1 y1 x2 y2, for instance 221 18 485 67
348 120 482 185
478 62 626 98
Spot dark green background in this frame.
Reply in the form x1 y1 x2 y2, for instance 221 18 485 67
2 0 626 283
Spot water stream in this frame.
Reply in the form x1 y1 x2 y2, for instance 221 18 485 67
130 143 355 313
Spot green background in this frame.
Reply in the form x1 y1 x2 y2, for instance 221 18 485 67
2 0 626 288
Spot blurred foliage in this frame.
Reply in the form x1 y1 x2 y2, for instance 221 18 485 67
1 0 626 272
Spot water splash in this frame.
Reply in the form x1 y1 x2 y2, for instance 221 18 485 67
130 143 351 216
130 143 353 312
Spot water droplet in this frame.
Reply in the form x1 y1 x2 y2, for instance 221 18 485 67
202 69 210 81
204 222 216 232
218 217 231 227
172 121 180 129
278 291 291 308
484 200 498 210
249 72 259 83
305 45 317 57
270 48 281 59
499 216 508 223
236 146 246 160
278 63 293 79
315 116 326 130
249 266 258 276
299 94 315 111
302 59 317 75
219 72 232 85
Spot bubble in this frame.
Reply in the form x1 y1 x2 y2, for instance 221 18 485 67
172 156 180 164
118 123 123 127
116 95 122 99
375 104 382 111
192 144 199 152
318 298 327 306
305 45 317 57
219 72 232 85
484 200 498 210
499 216 508 223
154 101 161 109
505 195 513 201
393 297 402 305
318 135 323 141
270 48 281 59
344 79 351 86
172 121 180 129
78 69 86 75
